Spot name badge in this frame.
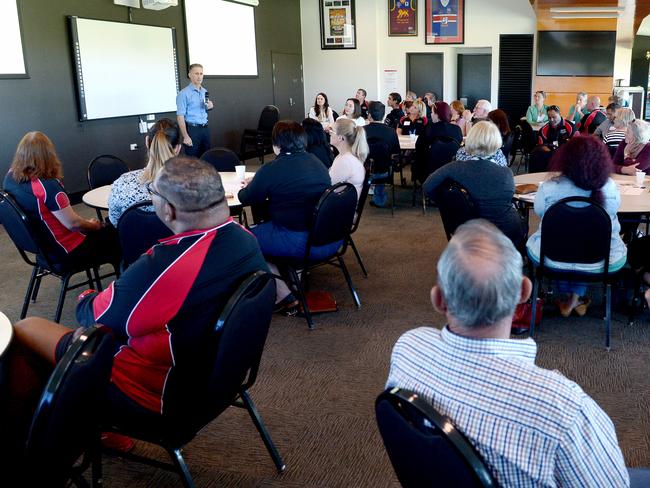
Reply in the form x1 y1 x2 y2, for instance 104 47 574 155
403 121 411 126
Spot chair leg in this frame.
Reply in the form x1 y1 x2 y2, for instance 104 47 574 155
605 283 612 351
54 275 72 323
390 183 395 216
289 267 314 329
348 237 368 278
165 448 195 488
530 278 540 337
92 267 103 291
240 390 286 473
338 256 361 308
21 267 39 319
31 272 43 303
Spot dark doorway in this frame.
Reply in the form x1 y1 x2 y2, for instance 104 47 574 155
272 52 305 122
457 54 492 111
407 53 443 100
498 34 534 120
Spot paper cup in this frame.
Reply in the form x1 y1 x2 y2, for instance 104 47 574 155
636 171 645 186
235 165 246 181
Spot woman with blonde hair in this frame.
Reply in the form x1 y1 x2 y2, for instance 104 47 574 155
3 131 121 265
329 118 369 198
423 121 526 249
613 118 650 175
397 100 428 136
453 119 508 166
108 118 181 225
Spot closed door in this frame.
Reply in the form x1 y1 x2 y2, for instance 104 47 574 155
407 53 443 100
272 52 304 122
457 54 492 111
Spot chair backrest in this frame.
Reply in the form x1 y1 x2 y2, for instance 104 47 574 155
257 105 280 132
517 120 537 152
376 388 497 488
116 200 173 269
87 154 129 189
434 179 477 240
0 190 44 266
307 183 357 252
351 164 372 235
367 137 393 175
420 137 460 182
25 327 115 486
540 196 612 272
200 147 240 172
332 110 340 121
501 132 515 159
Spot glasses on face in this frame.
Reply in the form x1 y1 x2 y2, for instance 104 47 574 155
146 182 224 212
146 182 166 201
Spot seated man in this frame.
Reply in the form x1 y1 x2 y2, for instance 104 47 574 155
529 105 575 172
386 219 649 487
4 157 268 450
364 101 400 208
577 95 607 134
461 99 492 132
384 92 405 129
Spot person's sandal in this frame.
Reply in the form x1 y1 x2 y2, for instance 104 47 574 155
574 297 592 317
273 293 299 314
556 299 573 318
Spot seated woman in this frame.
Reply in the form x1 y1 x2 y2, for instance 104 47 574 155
454 120 508 167
526 136 627 316
302 118 334 168
525 90 549 125
308 92 335 131
108 118 181 225
339 98 365 127
3 131 121 267
397 100 428 136
450 100 469 137
488 109 514 159
603 107 635 155
417 101 463 144
238 121 336 312
423 121 526 250
329 118 368 199
612 119 650 175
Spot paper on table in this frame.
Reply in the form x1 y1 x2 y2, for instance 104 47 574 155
617 182 646 196
518 192 536 203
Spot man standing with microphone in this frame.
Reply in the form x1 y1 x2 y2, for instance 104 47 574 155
176 63 213 157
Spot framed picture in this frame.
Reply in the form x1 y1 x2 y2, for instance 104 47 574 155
388 0 418 37
425 0 464 45
319 0 356 50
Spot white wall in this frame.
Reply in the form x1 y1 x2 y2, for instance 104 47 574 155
301 0 536 112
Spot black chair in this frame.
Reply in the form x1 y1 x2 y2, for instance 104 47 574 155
116 200 173 270
274 183 360 329
240 105 279 164
375 388 497 488
512 121 536 173
0 191 118 323
332 110 340 121
348 164 372 278
200 146 240 172
501 131 515 160
104 271 284 487
413 137 460 213
367 137 396 214
25 326 115 488
530 196 622 349
434 179 477 241
87 155 129 220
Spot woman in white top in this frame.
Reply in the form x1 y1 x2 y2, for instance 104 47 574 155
107 119 181 225
339 98 366 127
308 92 335 130
329 118 368 199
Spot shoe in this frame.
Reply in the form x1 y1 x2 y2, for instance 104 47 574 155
101 432 135 453
556 299 573 317
510 325 529 335
274 293 299 314
574 297 592 317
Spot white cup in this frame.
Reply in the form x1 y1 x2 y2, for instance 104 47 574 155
235 165 246 181
636 170 645 186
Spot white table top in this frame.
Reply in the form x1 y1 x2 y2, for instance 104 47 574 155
514 172 650 214
0 311 12 359
398 134 417 150
82 171 256 210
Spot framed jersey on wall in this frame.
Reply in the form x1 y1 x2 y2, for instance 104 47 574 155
425 0 464 45
388 0 417 37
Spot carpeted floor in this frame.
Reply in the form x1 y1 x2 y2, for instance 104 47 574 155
1 174 649 486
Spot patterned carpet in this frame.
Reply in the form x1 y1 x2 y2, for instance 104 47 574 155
1 181 648 487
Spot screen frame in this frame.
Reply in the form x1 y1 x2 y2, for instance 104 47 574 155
0 0 29 79
536 30 616 78
182 0 259 78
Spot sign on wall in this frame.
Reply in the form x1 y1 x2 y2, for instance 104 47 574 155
388 0 417 37
425 0 464 45
319 0 356 50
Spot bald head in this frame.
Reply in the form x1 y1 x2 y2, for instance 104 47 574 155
436 220 523 328
587 96 601 111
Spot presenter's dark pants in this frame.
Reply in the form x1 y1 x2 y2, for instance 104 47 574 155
184 124 211 158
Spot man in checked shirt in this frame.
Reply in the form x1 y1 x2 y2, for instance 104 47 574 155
387 219 650 487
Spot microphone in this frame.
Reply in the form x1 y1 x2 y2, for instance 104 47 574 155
205 91 210 104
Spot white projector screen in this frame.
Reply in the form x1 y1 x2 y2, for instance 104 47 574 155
0 0 27 77
69 17 179 121
184 0 258 76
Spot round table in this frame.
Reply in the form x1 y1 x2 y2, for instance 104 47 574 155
398 134 417 151
514 172 650 214
0 311 13 359
82 171 256 211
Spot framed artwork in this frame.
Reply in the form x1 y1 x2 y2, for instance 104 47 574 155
425 0 464 45
388 0 418 37
319 0 356 50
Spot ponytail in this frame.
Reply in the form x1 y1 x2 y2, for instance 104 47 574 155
351 125 369 162
141 119 180 183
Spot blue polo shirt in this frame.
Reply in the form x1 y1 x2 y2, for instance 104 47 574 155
176 83 208 125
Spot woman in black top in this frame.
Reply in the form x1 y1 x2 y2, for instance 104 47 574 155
397 100 427 136
302 118 334 168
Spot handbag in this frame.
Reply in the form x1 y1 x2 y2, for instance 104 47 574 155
512 298 544 331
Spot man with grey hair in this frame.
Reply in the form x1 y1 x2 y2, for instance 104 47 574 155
386 219 649 486
462 99 492 132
